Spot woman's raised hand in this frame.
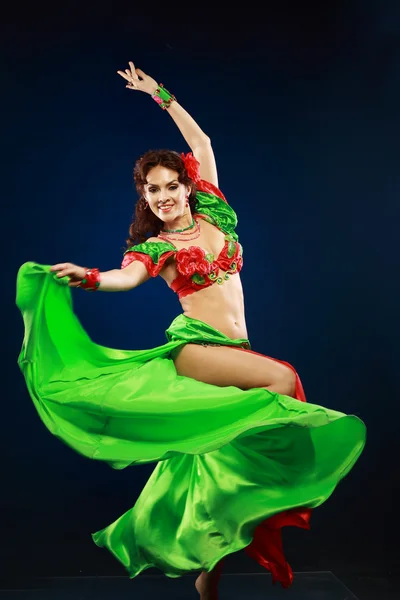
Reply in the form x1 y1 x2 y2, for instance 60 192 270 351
117 61 158 95
50 263 87 287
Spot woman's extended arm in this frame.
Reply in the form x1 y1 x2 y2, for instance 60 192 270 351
117 61 218 187
50 260 150 292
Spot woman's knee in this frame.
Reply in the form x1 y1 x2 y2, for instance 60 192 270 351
270 366 297 396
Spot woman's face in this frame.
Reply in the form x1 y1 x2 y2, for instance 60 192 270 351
144 165 191 223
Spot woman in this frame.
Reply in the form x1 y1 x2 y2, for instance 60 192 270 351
16 62 366 600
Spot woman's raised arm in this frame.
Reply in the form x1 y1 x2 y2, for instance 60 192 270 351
117 61 219 187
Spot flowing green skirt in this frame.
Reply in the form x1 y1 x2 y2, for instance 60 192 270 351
16 262 366 587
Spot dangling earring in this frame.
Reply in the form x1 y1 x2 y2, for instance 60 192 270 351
185 194 189 207
144 199 149 210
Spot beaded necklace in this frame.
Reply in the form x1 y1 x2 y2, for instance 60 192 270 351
159 217 201 242
161 217 195 234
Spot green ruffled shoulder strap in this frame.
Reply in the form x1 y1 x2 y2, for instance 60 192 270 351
195 191 239 241
124 240 176 260
121 240 177 275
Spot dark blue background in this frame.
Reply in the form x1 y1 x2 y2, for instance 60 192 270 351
2 0 398 582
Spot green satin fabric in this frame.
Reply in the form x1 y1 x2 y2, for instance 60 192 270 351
194 190 239 240
166 313 251 359
123 239 176 261
16 261 366 578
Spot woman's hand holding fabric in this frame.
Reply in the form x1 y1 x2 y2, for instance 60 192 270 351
50 263 86 287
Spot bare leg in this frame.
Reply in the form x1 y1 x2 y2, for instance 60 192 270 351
174 344 297 398
195 560 224 600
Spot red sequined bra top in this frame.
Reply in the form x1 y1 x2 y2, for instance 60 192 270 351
121 170 243 300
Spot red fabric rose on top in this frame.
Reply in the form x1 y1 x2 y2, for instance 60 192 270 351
176 247 214 277
181 152 201 183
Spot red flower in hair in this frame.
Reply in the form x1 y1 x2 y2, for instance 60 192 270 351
176 246 214 276
181 152 201 183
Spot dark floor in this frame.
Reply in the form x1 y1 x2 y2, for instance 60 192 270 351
334 572 399 600
0 571 398 600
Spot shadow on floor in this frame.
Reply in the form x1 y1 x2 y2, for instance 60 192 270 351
0 571 362 599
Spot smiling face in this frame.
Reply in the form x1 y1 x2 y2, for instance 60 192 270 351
144 165 191 225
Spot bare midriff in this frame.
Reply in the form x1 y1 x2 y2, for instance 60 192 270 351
181 275 247 339
161 264 248 340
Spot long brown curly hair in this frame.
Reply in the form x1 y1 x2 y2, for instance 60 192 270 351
125 149 198 248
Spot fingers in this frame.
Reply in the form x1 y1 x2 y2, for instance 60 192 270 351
55 267 75 278
128 61 139 80
135 68 146 80
117 62 144 89
117 70 138 89
50 263 80 279
125 68 139 85
117 70 134 83
51 263 85 289
50 263 69 272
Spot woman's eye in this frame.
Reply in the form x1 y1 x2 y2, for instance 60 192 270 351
148 186 177 193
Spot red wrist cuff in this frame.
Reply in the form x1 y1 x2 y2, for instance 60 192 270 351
80 268 101 291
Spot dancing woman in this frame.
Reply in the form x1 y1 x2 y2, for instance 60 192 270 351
16 61 366 600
